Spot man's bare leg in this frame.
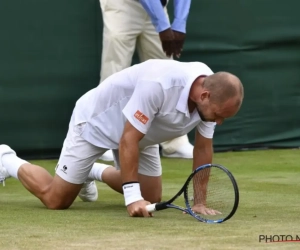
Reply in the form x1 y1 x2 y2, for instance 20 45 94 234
88 163 162 203
1 145 81 209
18 164 82 209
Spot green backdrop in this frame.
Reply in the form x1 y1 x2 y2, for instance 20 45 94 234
0 0 299 159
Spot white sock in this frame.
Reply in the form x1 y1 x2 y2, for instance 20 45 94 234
2 154 28 179
87 162 112 182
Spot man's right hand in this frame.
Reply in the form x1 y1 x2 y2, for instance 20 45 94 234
126 200 152 217
192 204 222 215
159 28 175 58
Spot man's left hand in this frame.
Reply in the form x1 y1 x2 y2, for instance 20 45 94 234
172 30 186 58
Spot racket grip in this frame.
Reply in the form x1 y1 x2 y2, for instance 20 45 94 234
146 204 157 212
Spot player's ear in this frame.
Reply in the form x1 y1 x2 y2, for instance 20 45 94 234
200 91 210 101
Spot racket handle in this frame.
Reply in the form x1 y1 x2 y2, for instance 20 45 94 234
146 204 157 212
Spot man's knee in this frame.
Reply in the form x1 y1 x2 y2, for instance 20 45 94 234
141 183 162 203
40 177 81 210
139 174 162 203
45 200 72 210
39 186 73 210
145 193 162 204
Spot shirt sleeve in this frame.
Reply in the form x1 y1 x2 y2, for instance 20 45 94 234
139 0 171 33
171 0 191 33
122 81 164 135
197 121 216 139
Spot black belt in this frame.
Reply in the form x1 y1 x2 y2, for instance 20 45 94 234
136 0 167 7
160 0 167 7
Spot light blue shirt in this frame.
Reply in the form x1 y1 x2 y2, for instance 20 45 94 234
139 0 191 33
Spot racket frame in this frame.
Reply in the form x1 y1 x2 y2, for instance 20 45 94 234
146 163 239 223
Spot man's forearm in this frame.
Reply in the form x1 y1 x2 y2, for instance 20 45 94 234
119 137 144 206
119 137 139 183
139 0 170 33
193 146 213 171
192 146 213 205
171 0 191 33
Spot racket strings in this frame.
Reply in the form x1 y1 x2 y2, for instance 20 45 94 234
186 166 236 221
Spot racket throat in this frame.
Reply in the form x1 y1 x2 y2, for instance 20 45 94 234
154 202 169 211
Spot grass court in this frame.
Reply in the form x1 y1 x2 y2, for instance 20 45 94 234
0 149 299 250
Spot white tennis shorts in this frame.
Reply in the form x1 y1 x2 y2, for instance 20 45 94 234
55 122 162 184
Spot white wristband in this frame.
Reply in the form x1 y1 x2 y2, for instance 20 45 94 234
122 182 144 206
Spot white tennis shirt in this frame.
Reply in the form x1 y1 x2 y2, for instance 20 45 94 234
73 59 216 149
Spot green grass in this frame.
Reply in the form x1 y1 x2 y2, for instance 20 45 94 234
0 149 300 250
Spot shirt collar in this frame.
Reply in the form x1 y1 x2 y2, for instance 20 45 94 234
175 76 195 118
175 63 214 117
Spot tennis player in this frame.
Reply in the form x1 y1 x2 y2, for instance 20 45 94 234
99 0 193 161
0 59 243 217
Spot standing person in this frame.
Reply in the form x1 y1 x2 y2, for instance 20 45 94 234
0 59 244 217
99 0 193 161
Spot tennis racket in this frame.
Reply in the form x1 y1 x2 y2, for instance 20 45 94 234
146 163 239 223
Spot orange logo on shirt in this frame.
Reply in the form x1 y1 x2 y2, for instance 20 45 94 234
134 110 149 124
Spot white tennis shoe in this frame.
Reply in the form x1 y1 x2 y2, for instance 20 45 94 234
0 144 14 186
162 143 194 159
78 181 98 202
0 166 10 187
99 150 114 161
